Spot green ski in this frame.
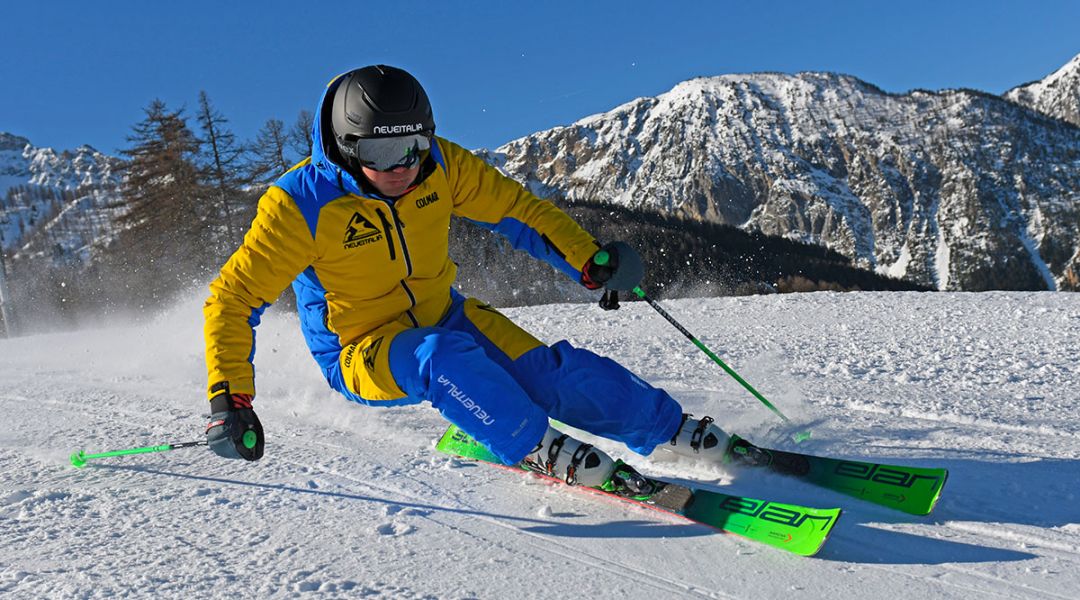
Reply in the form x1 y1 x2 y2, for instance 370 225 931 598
725 436 949 515
436 425 841 557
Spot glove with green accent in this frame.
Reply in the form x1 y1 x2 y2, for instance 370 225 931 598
206 387 264 461
581 241 644 292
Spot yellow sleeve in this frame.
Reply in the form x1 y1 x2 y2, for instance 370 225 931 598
203 186 317 399
440 138 599 273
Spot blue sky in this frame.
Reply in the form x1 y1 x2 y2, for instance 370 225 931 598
2 1 1077 156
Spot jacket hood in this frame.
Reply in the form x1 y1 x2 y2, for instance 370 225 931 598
310 73 367 196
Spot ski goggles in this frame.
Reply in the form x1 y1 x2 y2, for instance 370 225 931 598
344 133 431 172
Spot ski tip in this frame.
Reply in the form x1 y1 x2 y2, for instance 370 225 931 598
918 468 950 516
803 508 842 557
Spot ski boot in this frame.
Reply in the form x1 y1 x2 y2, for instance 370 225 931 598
663 415 812 475
523 426 651 495
661 414 732 462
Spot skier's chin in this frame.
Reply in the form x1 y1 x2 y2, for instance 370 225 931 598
378 181 412 197
361 165 420 198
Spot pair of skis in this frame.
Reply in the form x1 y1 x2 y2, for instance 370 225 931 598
436 425 948 557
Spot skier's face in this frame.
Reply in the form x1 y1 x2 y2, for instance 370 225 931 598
361 164 420 198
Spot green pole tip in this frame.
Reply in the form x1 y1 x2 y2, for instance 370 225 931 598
242 430 258 449
593 250 610 266
70 451 87 468
792 431 812 444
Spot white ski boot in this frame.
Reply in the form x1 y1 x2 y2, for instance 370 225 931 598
662 415 732 462
523 426 618 488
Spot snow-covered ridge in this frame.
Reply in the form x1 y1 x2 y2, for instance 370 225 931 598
1006 52 1080 126
491 56 1080 292
0 132 124 259
0 132 121 197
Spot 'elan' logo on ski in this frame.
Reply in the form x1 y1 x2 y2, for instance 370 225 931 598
718 497 837 531
343 212 383 249
437 374 495 425
832 462 944 489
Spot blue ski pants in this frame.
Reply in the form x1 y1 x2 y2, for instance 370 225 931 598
326 291 683 465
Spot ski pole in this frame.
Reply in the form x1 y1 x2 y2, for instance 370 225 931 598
69 439 214 468
633 286 812 442
592 249 810 441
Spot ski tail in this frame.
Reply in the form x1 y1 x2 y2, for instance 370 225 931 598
436 424 503 463
436 425 840 557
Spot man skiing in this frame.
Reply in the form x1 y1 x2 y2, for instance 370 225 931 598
203 65 730 490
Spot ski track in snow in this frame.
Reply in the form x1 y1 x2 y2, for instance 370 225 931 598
1 291 1078 599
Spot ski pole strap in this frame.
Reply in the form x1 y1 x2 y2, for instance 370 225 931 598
598 289 620 311
166 440 210 451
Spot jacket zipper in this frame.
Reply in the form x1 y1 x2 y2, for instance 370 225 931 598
374 201 417 324
374 208 396 261
401 280 419 326
383 202 413 276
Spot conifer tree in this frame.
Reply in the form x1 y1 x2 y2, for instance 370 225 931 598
247 118 292 184
290 110 314 159
110 99 211 306
195 91 247 248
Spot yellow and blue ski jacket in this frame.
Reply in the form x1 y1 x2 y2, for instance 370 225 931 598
203 75 600 401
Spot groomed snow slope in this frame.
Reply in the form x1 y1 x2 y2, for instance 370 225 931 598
2 291 1078 599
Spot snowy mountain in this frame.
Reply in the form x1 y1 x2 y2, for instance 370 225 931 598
2 291 1078 597
5 54 1080 293
488 56 1080 292
0 132 124 261
1006 53 1080 126
0 133 121 195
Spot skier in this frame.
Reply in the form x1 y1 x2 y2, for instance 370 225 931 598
203 65 730 490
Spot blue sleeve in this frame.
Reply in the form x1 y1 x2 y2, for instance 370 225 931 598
466 217 585 280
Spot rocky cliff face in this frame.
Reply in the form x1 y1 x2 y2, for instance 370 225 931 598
489 57 1080 291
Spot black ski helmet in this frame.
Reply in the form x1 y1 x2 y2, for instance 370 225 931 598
331 65 435 156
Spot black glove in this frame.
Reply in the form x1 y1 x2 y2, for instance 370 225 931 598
206 386 264 461
581 241 644 292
